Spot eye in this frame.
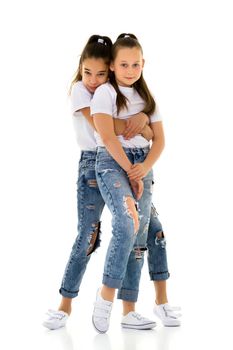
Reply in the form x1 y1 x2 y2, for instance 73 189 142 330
98 73 107 77
121 63 128 68
133 63 140 68
84 71 91 75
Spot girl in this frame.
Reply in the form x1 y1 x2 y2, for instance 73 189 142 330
43 35 156 330
91 34 181 333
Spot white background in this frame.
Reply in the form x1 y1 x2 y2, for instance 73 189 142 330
0 0 233 349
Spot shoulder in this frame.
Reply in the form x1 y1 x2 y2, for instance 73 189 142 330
71 81 91 98
94 82 116 98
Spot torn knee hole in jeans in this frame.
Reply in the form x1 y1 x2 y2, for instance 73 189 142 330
155 231 166 248
134 247 147 260
86 222 101 256
123 196 139 234
87 179 98 188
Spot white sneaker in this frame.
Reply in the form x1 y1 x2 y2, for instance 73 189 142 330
92 288 113 333
153 303 181 327
121 311 156 330
42 309 69 330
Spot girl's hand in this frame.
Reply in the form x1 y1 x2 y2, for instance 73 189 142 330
129 179 144 200
127 163 149 181
123 112 149 140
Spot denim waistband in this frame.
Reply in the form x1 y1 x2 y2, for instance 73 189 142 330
80 150 97 161
97 146 150 156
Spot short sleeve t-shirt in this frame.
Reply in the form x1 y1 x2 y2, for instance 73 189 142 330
71 81 96 151
90 82 162 148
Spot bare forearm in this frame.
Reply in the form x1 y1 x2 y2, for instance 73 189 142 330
93 114 132 172
80 107 96 130
114 119 126 136
102 136 132 172
144 121 165 170
144 138 165 170
126 122 165 181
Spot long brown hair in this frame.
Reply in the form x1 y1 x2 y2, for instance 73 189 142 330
110 33 156 115
70 35 112 93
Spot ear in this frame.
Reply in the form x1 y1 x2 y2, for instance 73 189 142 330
142 58 145 69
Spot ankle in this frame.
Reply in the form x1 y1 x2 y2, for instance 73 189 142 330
122 302 135 316
58 297 72 315
155 298 168 306
101 286 115 302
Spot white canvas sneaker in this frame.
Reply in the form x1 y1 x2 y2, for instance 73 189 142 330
153 303 181 327
92 288 113 333
121 311 156 330
42 309 69 330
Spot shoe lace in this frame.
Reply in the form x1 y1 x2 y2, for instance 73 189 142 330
131 312 146 321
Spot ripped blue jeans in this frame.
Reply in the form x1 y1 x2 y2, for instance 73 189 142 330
95 146 153 296
59 150 169 299
59 151 105 298
118 203 169 302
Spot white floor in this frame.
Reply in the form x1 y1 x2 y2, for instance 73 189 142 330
3 262 233 350
4 304 232 350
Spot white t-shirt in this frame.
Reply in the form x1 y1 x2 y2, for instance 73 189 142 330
71 81 96 151
90 82 162 148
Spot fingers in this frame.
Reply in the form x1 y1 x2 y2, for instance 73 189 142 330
130 180 144 200
127 163 139 175
123 126 140 139
136 182 144 200
129 174 142 181
127 166 143 180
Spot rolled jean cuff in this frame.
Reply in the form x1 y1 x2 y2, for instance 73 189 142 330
117 288 139 302
149 271 170 281
59 287 79 298
102 275 122 289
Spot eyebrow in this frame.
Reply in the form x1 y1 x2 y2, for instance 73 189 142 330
84 68 107 73
120 60 140 63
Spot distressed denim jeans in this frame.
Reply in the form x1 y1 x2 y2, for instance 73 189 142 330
59 150 169 300
147 204 169 281
95 146 153 292
59 151 105 298
118 203 170 302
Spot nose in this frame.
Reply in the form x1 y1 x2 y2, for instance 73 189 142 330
127 67 133 76
90 76 97 85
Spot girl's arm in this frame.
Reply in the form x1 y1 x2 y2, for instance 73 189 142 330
93 113 132 172
122 112 149 139
79 107 95 128
80 109 139 172
114 113 153 141
94 114 144 199
127 121 165 181
79 108 153 141
77 108 143 199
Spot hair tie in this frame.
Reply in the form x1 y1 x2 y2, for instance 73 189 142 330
97 38 106 45
124 35 130 38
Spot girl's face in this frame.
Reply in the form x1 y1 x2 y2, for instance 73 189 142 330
80 58 109 93
110 47 144 87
